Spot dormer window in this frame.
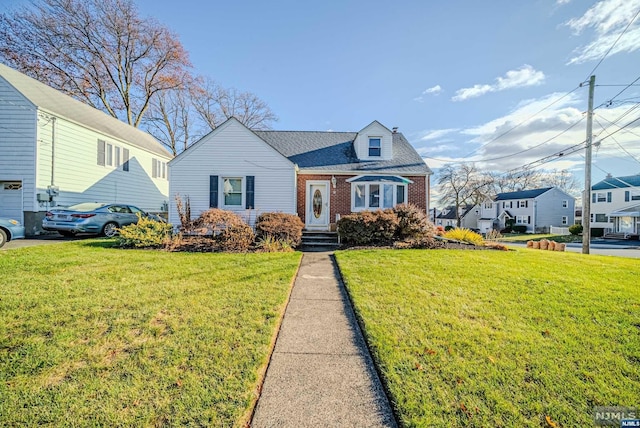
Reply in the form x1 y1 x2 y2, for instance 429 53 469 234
368 138 381 157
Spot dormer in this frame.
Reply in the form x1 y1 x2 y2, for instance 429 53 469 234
353 120 393 161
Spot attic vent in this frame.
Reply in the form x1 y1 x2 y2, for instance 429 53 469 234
392 127 398 133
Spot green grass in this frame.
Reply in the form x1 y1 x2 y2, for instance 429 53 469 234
0 240 301 427
335 249 640 427
497 233 581 243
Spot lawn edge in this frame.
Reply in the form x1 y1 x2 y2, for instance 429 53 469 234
333 250 402 427
241 252 304 428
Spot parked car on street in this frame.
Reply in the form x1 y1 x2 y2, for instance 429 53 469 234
0 217 26 248
43 203 164 237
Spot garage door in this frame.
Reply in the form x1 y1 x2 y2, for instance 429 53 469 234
0 182 23 221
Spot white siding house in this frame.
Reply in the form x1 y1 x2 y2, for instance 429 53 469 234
590 174 640 237
168 118 297 226
0 63 172 235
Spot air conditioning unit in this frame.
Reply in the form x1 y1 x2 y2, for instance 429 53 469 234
37 193 51 202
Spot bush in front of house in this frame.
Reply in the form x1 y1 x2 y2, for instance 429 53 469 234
255 212 304 247
117 215 173 248
443 227 485 245
569 224 583 235
512 225 528 233
180 208 255 252
337 209 399 245
444 225 454 231
393 204 435 240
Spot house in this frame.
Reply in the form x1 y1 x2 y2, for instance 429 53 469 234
590 174 640 238
435 205 478 229
168 118 432 230
477 187 575 233
0 63 172 235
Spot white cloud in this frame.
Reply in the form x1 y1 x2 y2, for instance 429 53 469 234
418 128 459 141
452 65 545 101
566 0 640 64
557 0 571 4
414 84 443 102
423 85 442 95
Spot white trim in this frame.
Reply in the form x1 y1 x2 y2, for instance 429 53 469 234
221 176 244 209
345 174 414 184
305 180 330 230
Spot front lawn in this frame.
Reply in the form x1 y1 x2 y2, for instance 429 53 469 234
335 249 640 427
0 241 301 426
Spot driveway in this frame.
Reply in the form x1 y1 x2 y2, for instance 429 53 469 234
1 235 82 250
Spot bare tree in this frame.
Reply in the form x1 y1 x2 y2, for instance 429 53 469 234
192 77 277 131
540 169 581 196
0 0 190 127
438 163 492 227
488 169 580 196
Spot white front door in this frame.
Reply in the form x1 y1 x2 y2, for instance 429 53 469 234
307 182 329 229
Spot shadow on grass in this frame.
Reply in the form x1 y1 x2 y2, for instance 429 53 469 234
76 238 121 249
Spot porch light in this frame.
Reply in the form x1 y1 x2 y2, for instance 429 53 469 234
331 175 337 188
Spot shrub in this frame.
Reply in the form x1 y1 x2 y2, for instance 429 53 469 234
591 228 604 238
444 225 454 232
337 210 399 245
435 225 446 236
117 215 173 248
255 235 294 253
393 204 435 240
512 225 527 233
393 237 446 249
190 209 254 252
484 241 509 251
485 229 502 241
255 212 304 247
444 227 484 245
569 224 583 235
500 228 512 234
165 235 217 252
175 194 193 232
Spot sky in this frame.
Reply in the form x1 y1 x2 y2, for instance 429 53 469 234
3 0 640 193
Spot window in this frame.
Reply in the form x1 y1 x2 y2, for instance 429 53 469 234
106 143 113 166
518 200 528 208
562 216 568 225
369 184 380 207
368 138 381 157
593 192 610 203
223 178 242 206
354 184 366 208
351 182 407 210
595 213 608 223
562 200 568 208
516 215 529 224
484 202 493 209
152 158 167 179
114 147 121 167
632 191 640 201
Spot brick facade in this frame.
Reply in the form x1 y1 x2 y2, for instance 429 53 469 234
297 174 429 228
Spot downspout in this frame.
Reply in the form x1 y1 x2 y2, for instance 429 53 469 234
50 117 56 189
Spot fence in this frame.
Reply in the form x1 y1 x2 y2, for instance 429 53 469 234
550 226 570 235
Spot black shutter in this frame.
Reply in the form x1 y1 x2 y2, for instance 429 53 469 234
525 201 528 208
607 192 612 202
528 216 531 224
210 175 218 208
97 140 105 166
625 191 630 202
122 148 129 171
246 176 255 209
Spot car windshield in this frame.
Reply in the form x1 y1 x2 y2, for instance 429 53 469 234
66 203 108 212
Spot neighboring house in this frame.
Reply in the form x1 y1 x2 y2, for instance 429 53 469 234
435 205 478 229
477 187 575 233
0 63 172 235
168 118 432 230
590 174 640 237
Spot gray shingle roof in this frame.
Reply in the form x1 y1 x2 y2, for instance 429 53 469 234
495 187 553 200
253 130 431 175
592 175 640 190
0 63 171 158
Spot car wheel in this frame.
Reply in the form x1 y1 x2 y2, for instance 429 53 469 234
59 231 76 237
102 222 119 238
0 229 6 248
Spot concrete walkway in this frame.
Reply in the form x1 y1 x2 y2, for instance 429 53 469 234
251 252 397 427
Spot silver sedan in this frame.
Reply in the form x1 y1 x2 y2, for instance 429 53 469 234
42 202 163 237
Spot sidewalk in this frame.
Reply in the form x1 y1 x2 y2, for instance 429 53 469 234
251 252 397 427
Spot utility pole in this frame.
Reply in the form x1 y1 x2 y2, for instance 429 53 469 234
583 75 595 255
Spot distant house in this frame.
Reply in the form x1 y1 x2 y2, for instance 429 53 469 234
0 63 172 235
168 118 432 230
435 205 478 229
477 187 575 233
590 174 640 238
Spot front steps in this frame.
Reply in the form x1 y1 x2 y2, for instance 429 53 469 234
300 231 340 251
